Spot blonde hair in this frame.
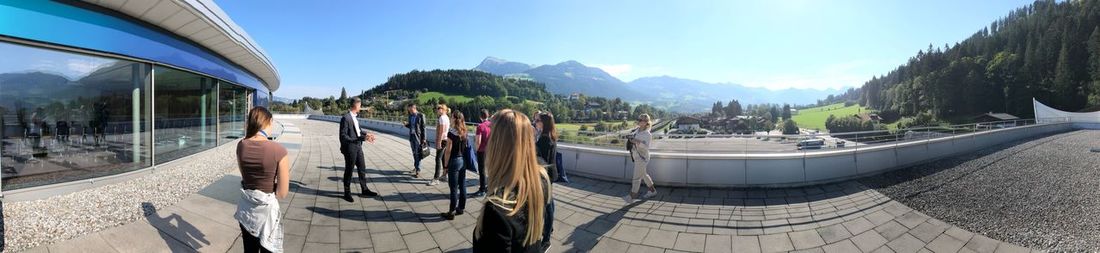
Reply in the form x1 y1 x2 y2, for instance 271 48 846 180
637 113 652 130
475 109 549 246
435 104 450 114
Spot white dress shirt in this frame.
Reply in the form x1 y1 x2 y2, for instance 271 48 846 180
349 111 361 137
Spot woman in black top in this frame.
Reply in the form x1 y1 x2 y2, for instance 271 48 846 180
534 113 557 181
474 109 552 252
441 110 469 220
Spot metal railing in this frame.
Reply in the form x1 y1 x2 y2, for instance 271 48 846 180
345 112 1070 154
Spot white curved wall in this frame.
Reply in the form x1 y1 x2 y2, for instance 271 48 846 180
301 114 1076 188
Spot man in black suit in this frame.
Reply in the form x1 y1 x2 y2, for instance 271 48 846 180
403 103 427 178
339 97 379 202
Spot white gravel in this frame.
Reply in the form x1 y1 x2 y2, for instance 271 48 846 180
1 139 242 252
861 130 1100 251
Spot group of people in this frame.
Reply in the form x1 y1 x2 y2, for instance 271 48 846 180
230 97 660 252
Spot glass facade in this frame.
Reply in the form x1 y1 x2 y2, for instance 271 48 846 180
0 41 152 190
219 83 249 144
0 40 262 191
153 67 218 164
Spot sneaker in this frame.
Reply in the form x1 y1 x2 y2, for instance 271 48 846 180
621 195 634 203
342 193 355 203
643 190 657 199
428 180 439 186
360 191 379 197
441 212 455 220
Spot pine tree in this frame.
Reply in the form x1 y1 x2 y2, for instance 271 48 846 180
1053 41 1077 109
339 87 348 101
781 104 792 120
1088 26 1100 107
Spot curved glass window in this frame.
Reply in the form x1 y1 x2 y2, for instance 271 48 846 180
220 83 249 143
153 67 217 164
0 41 151 190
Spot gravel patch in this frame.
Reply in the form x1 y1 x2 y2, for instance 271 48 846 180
1 136 250 251
860 130 1100 251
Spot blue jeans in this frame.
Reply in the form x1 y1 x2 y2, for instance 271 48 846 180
409 137 422 172
447 156 467 212
543 197 555 247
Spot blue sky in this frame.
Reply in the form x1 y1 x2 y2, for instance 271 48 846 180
216 0 1035 99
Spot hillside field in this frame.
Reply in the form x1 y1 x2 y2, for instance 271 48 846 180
791 103 871 131
416 91 473 104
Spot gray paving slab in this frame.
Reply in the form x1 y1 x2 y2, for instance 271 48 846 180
25 118 1038 253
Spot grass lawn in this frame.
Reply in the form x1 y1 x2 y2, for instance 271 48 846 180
791 103 871 131
416 91 473 104
557 120 633 132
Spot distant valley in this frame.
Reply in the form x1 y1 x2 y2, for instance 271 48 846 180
473 57 843 112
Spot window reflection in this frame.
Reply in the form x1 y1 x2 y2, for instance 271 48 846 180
153 66 217 164
219 83 250 143
0 41 151 190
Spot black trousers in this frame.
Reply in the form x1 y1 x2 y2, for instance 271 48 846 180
239 223 273 253
434 148 445 179
342 146 371 194
476 151 487 192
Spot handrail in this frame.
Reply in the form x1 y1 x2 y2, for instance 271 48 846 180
317 112 1071 152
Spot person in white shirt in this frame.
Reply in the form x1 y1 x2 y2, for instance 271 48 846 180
430 104 451 186
624 114 657 203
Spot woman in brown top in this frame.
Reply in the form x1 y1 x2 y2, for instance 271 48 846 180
234 107 289 253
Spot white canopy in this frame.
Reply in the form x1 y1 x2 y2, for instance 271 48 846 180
1033 98 1100 123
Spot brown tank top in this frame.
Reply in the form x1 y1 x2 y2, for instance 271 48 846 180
237 139 289 193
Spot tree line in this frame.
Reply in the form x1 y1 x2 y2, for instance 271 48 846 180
852 0 1100 122
274 69 670 125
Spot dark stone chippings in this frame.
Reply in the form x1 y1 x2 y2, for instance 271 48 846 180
860 130 1100 251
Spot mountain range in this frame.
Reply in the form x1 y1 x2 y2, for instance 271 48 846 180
474 57 842 112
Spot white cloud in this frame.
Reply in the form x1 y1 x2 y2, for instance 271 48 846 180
592 64 633 77
66 59 104 74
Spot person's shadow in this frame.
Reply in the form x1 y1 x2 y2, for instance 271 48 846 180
1 200 6 252
141 202 210 250
564 201 642 251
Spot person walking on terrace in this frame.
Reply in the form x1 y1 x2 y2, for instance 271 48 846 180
534 112 559 182
473 109 554 252
472 109 491 197
441 110 470 220
339 97 379 202
430 104 451 186
234 106 289 253
624 113 658 203
404 103 427 178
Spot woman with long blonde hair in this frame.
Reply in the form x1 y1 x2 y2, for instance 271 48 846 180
473 109 552 252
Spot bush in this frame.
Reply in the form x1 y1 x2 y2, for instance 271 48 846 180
779 120 799 134
826 115 876 133
895 112 941 129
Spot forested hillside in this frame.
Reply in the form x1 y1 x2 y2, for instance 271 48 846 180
367 69 552 101
857 0 1100 121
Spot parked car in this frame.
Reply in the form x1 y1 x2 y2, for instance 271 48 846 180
797 138 825 150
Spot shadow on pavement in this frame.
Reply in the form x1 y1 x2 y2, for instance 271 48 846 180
307 206 447 223
142 202 209 250
564 201 643 251
1 200 5 252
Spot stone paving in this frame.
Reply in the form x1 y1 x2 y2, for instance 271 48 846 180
26 118 1037 253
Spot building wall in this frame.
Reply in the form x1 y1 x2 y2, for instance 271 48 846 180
319 114 1078 188
0 1 269 195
